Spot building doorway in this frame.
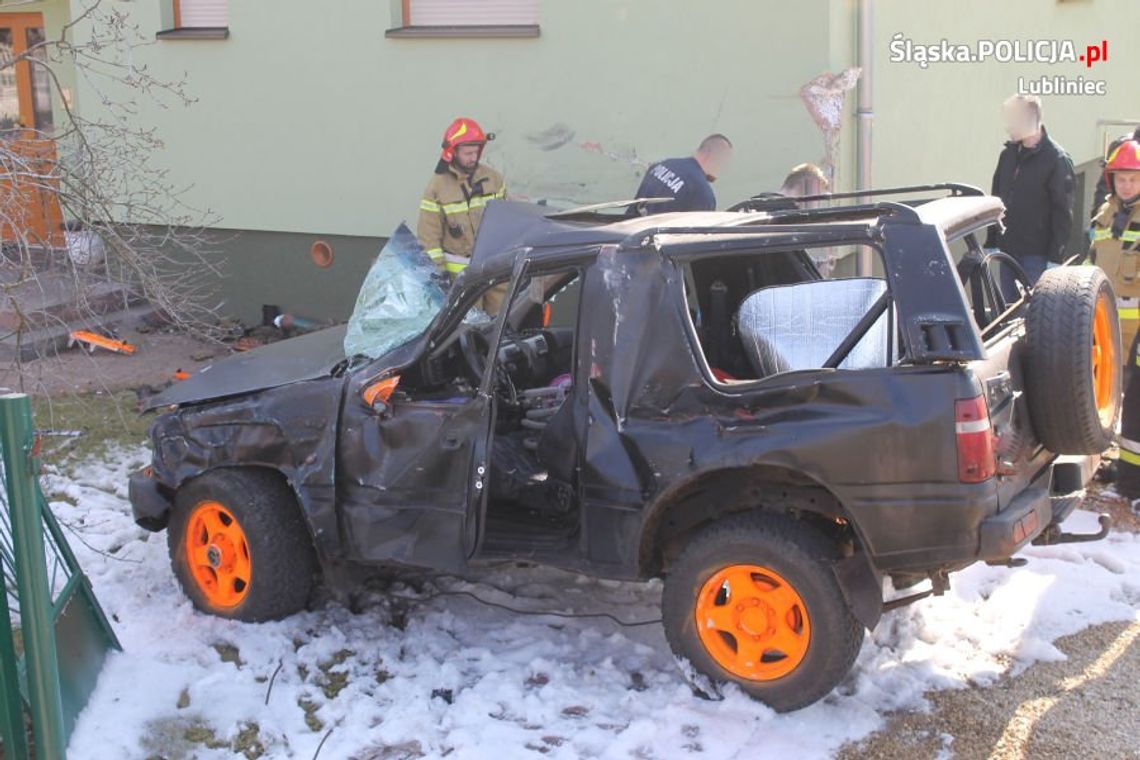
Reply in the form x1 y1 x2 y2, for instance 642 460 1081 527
0 12 62 249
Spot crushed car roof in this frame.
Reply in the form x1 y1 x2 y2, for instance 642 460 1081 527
466 192 1004 279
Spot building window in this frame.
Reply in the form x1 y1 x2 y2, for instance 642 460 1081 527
176 0 229 28
386 0 540 39
157 0 230 40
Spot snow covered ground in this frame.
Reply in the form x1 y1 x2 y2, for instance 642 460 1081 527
45 447 1140 760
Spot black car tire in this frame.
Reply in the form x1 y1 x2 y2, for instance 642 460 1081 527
662 512 864 712
168 468 317 622
1024 266 1121 455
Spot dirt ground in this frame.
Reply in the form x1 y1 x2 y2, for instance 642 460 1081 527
0 327 221 397
7 344 1140 759
839 487 1140 760
839 617 1140 760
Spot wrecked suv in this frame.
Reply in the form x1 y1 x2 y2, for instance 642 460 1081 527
130 185 1119 712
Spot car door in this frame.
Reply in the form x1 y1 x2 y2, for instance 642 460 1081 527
336 267 524 571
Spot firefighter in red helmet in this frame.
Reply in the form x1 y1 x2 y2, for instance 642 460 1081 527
1090 140 1140 505
417 117 507 311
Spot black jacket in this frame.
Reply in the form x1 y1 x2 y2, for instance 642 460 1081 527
985 126 1075 264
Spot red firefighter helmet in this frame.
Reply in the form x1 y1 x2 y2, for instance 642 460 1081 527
1105 139 1140 187
440 117 492 163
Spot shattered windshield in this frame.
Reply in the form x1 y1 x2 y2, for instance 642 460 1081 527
343 224 448 359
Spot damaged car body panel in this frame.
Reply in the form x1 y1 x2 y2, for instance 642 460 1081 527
566 239 993 581
143 324 350 411
135 376 344 561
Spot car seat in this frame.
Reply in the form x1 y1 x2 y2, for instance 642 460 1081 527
736 278 892 378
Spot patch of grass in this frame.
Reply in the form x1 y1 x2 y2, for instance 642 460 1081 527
233 722 265 759
176 688 190 709
317 649 354 699
325 648 354 667
298 697 324 732
213 642 243 667
142 717 266 759
30 390 149 465
321 670 349 699
183 723 227 750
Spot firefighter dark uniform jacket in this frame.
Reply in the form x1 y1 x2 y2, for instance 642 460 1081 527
416 163 506 277
1090 196 1140 353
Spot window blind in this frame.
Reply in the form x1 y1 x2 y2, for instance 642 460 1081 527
408 0 540 26
179 0 229 28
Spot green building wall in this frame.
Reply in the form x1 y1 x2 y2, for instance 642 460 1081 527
5 1 1138 323
871 1 1139 193
60 0 856 322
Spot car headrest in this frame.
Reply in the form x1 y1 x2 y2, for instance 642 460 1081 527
736 278 891 378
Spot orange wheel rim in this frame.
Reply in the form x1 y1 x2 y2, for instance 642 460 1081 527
694 564 810 681
185 501 251 608
1091 294 1117 424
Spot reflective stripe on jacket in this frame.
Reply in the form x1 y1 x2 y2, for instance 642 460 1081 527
1090 198 1140 297
416 163 505 275
1090 197 1140 360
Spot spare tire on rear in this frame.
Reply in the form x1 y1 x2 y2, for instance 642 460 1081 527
1023 265 1121 455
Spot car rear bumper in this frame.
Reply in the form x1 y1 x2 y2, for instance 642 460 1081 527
978 485 1052 560
129 467 172 531
978 454 1099 561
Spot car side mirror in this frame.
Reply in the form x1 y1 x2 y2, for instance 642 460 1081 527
362 375 400 415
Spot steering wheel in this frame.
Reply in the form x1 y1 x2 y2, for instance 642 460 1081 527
459 325 492 387
957 249 1031 326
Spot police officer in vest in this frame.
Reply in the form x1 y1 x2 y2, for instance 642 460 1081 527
1089 140 1140 504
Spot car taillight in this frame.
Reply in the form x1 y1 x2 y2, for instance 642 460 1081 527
956 395 996 483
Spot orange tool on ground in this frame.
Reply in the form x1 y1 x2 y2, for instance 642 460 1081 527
68 330 136 355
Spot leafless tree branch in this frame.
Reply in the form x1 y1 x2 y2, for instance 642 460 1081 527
1 0 224 388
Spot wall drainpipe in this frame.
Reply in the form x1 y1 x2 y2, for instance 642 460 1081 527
856 0 874 276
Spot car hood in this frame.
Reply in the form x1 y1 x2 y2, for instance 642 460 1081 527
144 325 349 411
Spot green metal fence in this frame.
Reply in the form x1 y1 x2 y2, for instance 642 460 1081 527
0 393 122 759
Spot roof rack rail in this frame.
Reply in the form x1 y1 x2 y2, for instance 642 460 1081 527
545 198 672 217
617 221 878 251
750 200 921 225
728 183 984 213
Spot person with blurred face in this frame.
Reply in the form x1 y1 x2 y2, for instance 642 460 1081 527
779 163 829 199
417 117 506 309
1091 140 1140 505
984 94 1076 298
633 134 733 214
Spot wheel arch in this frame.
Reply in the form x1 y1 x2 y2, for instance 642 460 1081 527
175 464 330 559
169 463 321 621
639 464 883 629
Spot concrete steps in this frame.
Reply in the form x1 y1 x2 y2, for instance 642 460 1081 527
0 266 156 362
0 305 159 362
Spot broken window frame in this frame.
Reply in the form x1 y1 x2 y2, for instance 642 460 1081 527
950 224 1032 341
673 241 898 392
